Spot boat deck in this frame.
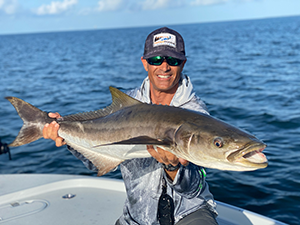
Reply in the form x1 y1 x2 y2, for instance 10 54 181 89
0 174 287 225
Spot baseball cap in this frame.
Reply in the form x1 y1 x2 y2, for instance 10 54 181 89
143 27 186 61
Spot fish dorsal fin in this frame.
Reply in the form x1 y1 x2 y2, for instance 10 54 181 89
61 87 142 122
109 86 141 108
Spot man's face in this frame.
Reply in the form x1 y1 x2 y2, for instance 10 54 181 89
141 57 186 92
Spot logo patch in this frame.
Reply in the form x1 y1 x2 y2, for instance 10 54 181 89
153 33 176 48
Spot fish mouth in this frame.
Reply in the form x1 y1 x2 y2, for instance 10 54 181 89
227 143 268 168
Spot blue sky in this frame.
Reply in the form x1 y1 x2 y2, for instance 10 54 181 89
0 0 299 35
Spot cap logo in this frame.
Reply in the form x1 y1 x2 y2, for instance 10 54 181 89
153 33 176 48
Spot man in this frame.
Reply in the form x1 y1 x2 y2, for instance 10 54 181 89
43 27 218 225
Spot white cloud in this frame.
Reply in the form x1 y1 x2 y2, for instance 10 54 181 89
95 0 185 12
141 0 171 10
139 0 187 10
190 0 229 6
35 0 77 15
190 0 257 6
93 0 257 12
97 0 124 11
0 0 18 14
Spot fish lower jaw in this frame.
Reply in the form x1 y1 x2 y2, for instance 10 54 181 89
234 151 268 169
197 161 262 171
243 149 267 163
227 143 268 167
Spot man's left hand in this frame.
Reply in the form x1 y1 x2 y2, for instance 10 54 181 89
147 145 189 167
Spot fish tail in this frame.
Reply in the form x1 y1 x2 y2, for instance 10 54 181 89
5 97 53 147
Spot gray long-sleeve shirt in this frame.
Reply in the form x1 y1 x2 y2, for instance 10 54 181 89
69 74 216 224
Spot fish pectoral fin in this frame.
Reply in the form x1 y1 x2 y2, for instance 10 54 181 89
93 136 172 147
94 154 123 177
70 146 123 176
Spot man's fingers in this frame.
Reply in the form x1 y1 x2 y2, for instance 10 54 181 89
55 137 66 147
156 148 179 166
179 158 189 166
150 146 180 166
147 145 163 163
43 123 50 139
156 147 169 164
48 112 61 119
164 150 180 166
43 121 59 139
43 122 56 139
147 146 189 167
43 112 65 147
44 112 61 139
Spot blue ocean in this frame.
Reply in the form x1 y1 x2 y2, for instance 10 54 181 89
0 16 299 225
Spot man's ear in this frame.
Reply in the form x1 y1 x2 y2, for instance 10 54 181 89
141 56 149 72
179 59 187 73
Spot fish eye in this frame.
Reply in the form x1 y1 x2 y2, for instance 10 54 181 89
213 138 223 148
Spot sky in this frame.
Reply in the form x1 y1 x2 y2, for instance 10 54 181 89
0 0 299 35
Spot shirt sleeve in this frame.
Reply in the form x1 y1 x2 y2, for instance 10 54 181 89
164 163 206 199
180 95 210 115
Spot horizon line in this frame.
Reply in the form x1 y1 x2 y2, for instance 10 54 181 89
1 14 299 37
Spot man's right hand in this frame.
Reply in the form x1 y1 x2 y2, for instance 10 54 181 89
43 112 66 147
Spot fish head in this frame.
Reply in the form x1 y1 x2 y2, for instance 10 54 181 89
174 118 268 171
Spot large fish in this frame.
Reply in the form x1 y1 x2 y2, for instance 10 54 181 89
6 87 268 176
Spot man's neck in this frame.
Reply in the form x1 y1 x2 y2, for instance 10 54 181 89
150 83 179 105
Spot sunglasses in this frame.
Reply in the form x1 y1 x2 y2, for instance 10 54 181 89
146 56 183 66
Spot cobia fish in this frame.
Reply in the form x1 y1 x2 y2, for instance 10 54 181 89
6 87 268 176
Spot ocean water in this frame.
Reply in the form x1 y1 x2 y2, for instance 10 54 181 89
0 16 299 224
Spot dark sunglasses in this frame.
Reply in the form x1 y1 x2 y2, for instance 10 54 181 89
146 56 183 66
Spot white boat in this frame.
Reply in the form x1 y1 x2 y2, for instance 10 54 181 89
0 174 287 225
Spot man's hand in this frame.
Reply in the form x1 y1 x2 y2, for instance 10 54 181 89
43 112 66 147
147 145 189 181
147 145 189 166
